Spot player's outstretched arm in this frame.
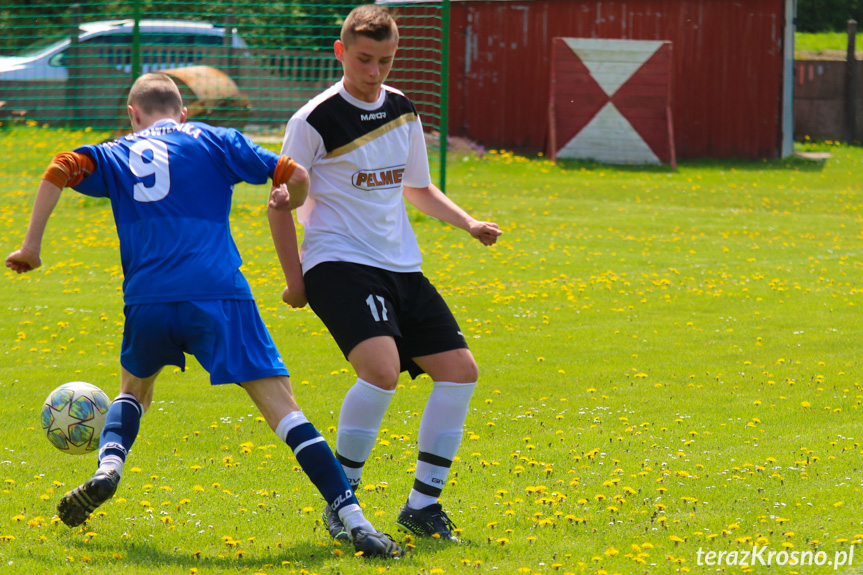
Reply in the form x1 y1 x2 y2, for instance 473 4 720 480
268 184 307 308
5 179 64 274
403 184 502 246
7 151 96 274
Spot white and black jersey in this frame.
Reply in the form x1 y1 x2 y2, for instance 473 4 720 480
281 79 432 274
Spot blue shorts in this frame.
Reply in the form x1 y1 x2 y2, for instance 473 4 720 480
120 300 289 385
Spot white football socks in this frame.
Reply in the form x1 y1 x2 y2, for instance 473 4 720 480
408 381 476 510
336 378 395 486
339 503 375 534
98 454 124 476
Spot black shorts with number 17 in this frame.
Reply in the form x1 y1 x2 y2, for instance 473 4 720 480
304 261 469 379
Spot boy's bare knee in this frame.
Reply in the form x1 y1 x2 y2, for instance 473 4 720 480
358 366 401 390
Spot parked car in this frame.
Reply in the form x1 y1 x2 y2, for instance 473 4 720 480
0 19 251 128
0 19 249 81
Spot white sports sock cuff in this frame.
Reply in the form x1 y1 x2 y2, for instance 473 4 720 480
433 380 477 389
356 377 396 396
113 393 143 415
275 410 309 443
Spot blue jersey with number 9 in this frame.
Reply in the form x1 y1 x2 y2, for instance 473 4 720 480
73 119 279 305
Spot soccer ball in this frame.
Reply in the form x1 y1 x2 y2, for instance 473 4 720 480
41 382 110 455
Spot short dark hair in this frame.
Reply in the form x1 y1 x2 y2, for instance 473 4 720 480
127 73 183 116
341 4 399 46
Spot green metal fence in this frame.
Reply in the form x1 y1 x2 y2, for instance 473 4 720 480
0 0 448 188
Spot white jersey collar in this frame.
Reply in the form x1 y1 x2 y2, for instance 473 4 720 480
337 78 386 110
151 118 181 128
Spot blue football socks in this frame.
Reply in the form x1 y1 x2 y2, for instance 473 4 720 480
97 393 143 477
276 411 360 514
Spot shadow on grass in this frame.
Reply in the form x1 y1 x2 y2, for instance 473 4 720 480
62 537 371 571
55 529 475 570
679 154 829 173
554 158 676 174
554 154 828 173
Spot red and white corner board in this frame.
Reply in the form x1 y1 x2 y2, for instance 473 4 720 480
548 38 675 168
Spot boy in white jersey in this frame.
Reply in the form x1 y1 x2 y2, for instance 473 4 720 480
270 4 502 542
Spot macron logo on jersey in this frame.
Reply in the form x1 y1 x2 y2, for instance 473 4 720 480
352 165 406 191
360 112 387 121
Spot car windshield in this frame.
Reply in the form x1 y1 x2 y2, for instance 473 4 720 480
12 36 70 58
6 22 246 60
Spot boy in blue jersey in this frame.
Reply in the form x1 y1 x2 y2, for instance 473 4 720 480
5 73 401 558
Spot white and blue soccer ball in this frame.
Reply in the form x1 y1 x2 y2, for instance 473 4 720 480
41 382 110 455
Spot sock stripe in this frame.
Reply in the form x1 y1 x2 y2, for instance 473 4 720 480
292 437 360 513
292 436 326 456
412 478 443 498
417 451 453 468
113 394 143 416
335 451 366 469
275 411 311 443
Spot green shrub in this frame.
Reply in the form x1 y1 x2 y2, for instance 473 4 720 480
798 0 863 33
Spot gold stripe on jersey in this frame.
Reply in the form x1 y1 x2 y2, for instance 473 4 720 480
325 112 418 159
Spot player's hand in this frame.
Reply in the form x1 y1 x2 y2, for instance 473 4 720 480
282 284 307 309
268 183 292 212
5 247 41 274
468 220 502 246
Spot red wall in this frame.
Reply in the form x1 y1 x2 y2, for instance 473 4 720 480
445 0 787 159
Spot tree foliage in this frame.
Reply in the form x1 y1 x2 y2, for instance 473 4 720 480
8 0 859 55
797 0 862 32
0 1 368 54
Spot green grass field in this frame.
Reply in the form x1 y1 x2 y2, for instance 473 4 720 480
1 126 862 574
796 30 863 55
